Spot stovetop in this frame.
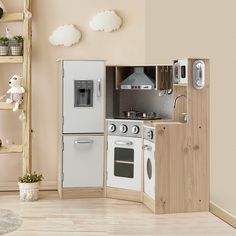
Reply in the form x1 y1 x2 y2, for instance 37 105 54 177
113 116 162 121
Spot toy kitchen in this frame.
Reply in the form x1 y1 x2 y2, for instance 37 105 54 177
57 58 209 214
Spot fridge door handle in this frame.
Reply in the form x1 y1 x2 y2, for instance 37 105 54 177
97 78 101 97
74 139 94 144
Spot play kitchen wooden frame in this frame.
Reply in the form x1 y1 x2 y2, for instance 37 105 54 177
57 58 209 214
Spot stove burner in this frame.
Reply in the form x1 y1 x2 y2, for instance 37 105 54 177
114 116 161 121
117 111 161 120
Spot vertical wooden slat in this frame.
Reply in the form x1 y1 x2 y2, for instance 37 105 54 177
154 59 210 214
22 0 32 174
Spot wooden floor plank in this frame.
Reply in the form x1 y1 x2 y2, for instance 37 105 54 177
0 191 234 236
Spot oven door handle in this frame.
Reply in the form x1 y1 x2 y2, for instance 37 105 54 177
142 145 152 151
115 141 133 146
74 139 94 144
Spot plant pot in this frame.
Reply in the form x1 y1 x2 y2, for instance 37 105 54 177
10 46 22 56
0 46 8 56
18 182 40 201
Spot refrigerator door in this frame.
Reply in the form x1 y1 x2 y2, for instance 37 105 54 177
63 135 104 188
63 60 105 133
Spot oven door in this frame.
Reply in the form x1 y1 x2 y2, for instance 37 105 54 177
107 136 142 191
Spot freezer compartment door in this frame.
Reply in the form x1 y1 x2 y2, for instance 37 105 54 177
63 60 105 133
63 135 104 188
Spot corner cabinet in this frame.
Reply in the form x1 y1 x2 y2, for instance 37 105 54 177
0 0 32 185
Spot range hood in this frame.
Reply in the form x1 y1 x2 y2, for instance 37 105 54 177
120 67 155 90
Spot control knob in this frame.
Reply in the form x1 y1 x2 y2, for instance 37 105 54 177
132 125 140 134
120 124 128 133
147 130 154 140
108 124 116 132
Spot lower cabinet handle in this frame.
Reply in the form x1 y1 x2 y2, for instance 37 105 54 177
74 139 94 144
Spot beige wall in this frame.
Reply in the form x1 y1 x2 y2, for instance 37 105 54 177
146 0 236 216
32 0 146 186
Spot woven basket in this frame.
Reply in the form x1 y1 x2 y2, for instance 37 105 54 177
18 182 40 201
10 46 22 56
0 46 9 56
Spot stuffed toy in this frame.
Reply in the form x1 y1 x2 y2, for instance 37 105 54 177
6 75 25 112
0 1 7 19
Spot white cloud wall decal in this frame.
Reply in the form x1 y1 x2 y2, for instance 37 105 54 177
89 10 122 33
49 25 81 47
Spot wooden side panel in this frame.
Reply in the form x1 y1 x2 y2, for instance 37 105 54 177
155 59 209 214
155 124 187 213
187 59 210 211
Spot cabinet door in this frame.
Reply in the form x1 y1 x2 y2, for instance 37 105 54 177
144 139 155 199
63 135 104 188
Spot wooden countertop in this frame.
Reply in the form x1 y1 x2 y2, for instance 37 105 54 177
143 119 186 127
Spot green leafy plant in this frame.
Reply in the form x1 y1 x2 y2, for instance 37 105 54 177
13 35 23 45
18 172 43 183
0 37 9 46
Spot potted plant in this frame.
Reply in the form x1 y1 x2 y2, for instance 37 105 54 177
0 37 9 56
10 35 23 56
18 172 43 201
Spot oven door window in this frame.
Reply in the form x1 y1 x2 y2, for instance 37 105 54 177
114 147 134 178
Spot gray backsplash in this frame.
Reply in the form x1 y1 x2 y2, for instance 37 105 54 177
119 90 173 119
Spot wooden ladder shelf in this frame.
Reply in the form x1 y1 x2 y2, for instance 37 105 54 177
0 0 32 175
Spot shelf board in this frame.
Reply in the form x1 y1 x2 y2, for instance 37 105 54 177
0 145 23 154
0 13 24 22
0 102 15 110
0 102 22 111
0 56 23 64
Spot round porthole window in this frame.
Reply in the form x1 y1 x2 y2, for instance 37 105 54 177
147 158 152 180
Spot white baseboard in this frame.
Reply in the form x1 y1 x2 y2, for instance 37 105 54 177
210 202 236 229
0 181 57 191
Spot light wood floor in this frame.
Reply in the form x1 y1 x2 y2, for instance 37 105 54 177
0 191 235 236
